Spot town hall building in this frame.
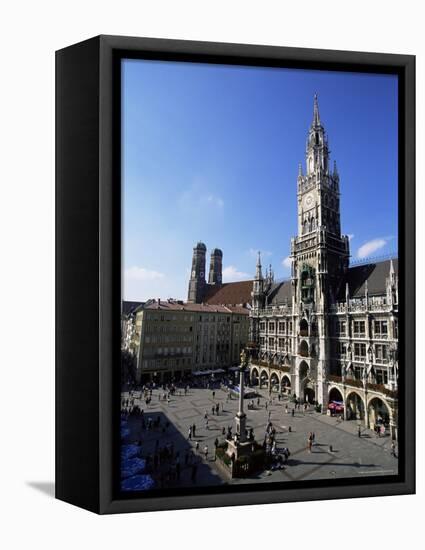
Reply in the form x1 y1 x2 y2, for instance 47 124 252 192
247 95 399 439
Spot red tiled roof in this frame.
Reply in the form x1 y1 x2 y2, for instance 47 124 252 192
204 280 253 306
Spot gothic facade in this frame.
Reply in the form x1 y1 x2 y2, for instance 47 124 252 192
248 96 399 439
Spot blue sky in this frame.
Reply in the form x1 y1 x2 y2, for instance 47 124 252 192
122 59 398 301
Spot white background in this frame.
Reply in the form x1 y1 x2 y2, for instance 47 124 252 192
0 1 422 548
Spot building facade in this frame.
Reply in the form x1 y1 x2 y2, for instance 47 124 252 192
248 95 399 439
125 299 249 384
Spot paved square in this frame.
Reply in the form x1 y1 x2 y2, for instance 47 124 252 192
121 386 398 490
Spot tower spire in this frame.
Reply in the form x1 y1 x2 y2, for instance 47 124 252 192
255 251 263 280
312 93 321 127
298 163 303 177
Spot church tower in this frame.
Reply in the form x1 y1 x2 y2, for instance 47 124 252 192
291 94 350 406
208 248 223 285
293 94 350 306
187 242 207 303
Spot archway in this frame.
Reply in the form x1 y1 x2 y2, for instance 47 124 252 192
329 387 344 403
346 392 365 421
251 368 259 386
299 319 308 337
270 372 279 392
328 387 344 416
260 370 269 388
303 380 315 403
298 340 309 357
368 397 390 431
298 360 309 380
282 375 291 387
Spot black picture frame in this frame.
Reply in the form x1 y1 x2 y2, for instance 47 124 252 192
56 35 415 514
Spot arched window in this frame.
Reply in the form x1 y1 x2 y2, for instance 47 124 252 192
310 217 315 231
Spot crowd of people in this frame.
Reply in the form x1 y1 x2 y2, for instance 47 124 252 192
120 377 397 489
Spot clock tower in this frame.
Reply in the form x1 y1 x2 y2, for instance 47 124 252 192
292 94 350 305
290 94 350 406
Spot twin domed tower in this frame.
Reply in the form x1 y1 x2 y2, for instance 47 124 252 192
187 242 223 303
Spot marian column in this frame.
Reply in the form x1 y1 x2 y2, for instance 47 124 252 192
235 349 248 442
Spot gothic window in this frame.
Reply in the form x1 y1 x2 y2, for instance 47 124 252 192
375 369 388 385
374 320 388 338
375 344 388 363
337 320 347 336
315 132 319 145
353 320 366 337
310 217 315 231
337 341 347 356
354 343 366 360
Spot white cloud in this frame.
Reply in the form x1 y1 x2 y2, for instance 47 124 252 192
125 266 165 281
356 238 387 259
205 194 224 209
123 266 173 301
282 256 292 269
222 265 250 282
178 184 224 212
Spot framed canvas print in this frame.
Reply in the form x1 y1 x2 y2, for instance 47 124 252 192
56 35 415 514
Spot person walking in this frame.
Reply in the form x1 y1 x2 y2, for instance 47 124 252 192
391 441 397 458
188 426 192 440
214 438 219 460
204 445 209 461
307 433 313 453
195 441 199 453
192 423 196 437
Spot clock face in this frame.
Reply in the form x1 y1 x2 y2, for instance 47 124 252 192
304 194 314 208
